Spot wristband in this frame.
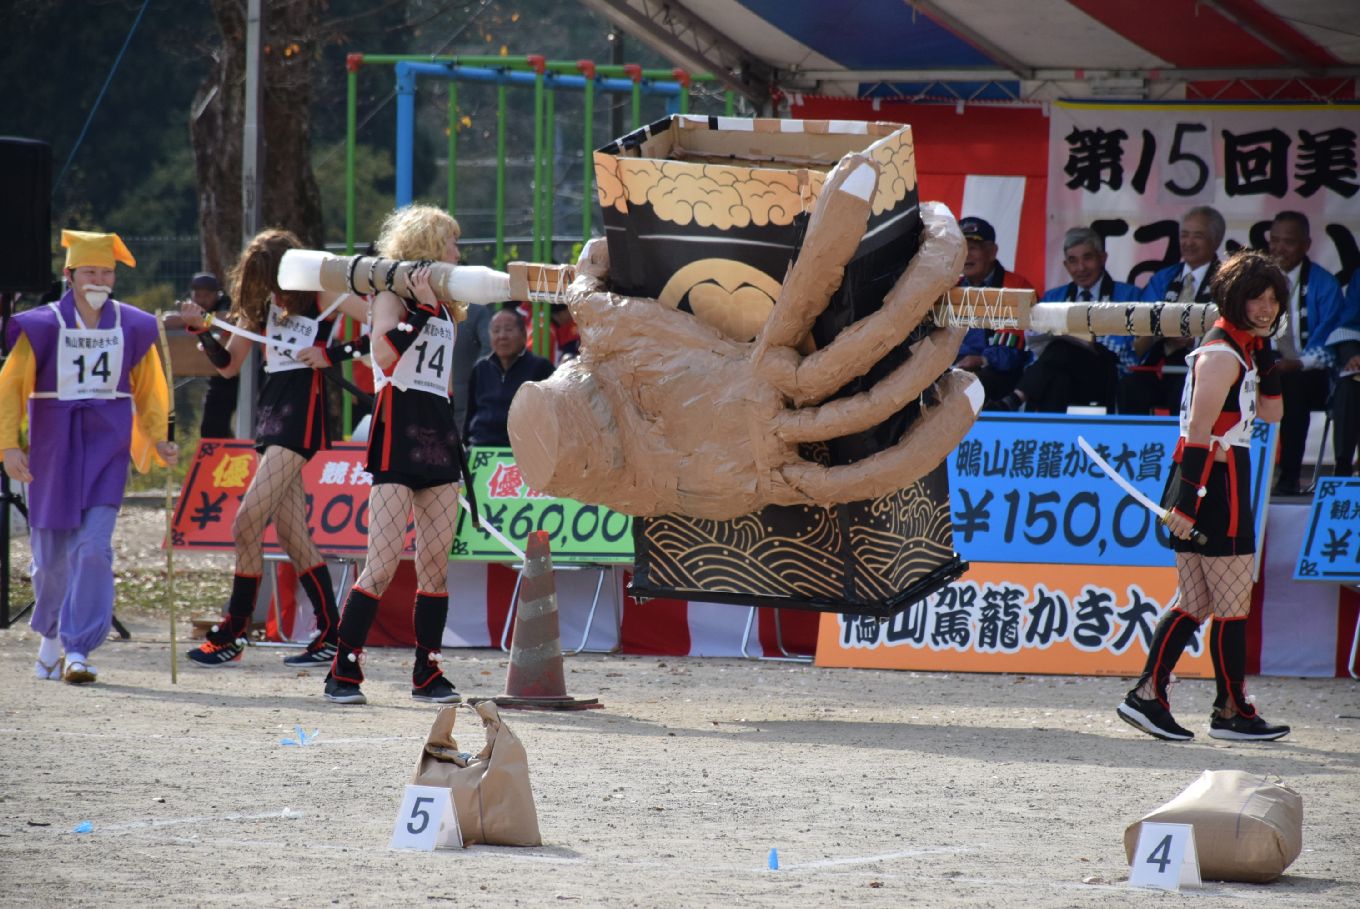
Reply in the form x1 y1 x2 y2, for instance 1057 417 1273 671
381 306 432 359
321 335 370 366
1173 442 1212 518
198 330 232 369
1255 348 1283 397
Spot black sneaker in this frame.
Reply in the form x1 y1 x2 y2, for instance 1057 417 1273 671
187 635 245 667
412 673 461 704
324 673 367 705
282 638 337 667
1117 693 1194 741
1208 713 1290 741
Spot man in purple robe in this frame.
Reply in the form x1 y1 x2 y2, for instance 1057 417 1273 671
0 230 176 683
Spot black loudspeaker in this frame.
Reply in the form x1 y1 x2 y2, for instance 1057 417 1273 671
0 137 52 293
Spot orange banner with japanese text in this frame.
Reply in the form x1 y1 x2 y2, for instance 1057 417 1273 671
815 562 1212 678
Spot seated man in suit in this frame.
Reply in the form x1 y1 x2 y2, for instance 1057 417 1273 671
990 227 1140 412
1118 205 1224 415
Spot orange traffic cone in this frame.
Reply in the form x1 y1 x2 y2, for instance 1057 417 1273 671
487 531 601 710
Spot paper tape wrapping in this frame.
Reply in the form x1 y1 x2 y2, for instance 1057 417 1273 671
279 249 576 307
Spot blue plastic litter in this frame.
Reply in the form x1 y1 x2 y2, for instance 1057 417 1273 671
279 725 320 746
767 847 779 871
72 821 93 834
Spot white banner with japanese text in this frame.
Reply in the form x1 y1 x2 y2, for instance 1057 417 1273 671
1046 101 1360 292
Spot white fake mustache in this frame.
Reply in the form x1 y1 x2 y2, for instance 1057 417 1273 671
81 284 113 309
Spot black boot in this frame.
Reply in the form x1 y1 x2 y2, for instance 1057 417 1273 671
187 573 258 666
325 587 380 704
285 563 341 666
1207 617 1289 741
411 592 460 703
1116 608 1200 741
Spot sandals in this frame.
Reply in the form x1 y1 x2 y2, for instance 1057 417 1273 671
34 658 63 681
63 659 97 684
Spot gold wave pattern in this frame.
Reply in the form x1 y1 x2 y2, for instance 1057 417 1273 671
851 486 954 600
640 506 845 600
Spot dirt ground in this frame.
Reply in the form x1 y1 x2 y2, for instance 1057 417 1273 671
1 509 1358 908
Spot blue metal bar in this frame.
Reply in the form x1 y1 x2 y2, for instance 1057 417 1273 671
395 62 418 206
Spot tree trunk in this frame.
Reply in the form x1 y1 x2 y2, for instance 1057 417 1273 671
191 0 326 281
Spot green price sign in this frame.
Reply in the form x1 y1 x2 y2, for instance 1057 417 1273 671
452 447 634 564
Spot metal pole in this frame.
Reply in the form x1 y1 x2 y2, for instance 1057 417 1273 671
496 81 507 269
235 0 263 440
447 81 458 214
395 62 416 206
544 87 555 263
532 70 544 263
581 66 594 244
343 56 359 435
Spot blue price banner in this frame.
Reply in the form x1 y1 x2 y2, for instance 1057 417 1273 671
947 414 1276 567
1293 478 1360 582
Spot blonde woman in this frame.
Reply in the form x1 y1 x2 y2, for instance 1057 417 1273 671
180 229 369 668
326 205 468 705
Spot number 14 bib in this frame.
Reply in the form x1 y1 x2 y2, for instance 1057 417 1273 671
388 316 455 396
51 301 125 401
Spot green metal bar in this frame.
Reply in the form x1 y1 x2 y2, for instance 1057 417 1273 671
631 79 642 130
582 77 594 244
532 70 545 263
495 81 507 269
447 81 458 214
544 88 555 263
725 89 735 116
680 83 690 114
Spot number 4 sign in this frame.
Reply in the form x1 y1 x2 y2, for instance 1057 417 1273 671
389 784 463 851
1129 822 1201 890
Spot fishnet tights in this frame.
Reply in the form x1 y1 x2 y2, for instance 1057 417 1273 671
232 447 321 576
1172 552 1255 621
355 482 460 595
1134 551 1254 701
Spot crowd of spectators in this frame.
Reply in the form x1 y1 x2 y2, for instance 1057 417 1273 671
955 208 1360 493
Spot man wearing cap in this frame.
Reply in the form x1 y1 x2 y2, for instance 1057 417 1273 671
952 216 1035 401
0 230 177 684
187 272 240 439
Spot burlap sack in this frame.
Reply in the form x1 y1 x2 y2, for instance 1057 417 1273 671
411 702 541 846
1124 770 1302 882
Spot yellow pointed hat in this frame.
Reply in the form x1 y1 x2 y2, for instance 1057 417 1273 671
62 229 137 270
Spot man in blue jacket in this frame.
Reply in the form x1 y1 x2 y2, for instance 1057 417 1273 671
990 227 1140 411
464 305 554 448
1329 276 1360 477
1119 206 1224 415
1267 211 1346 495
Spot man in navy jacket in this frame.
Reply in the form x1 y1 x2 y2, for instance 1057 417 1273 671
464 306 554 448
1267 211 1346 495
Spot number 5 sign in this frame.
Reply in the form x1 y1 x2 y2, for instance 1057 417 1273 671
389 785 463 851
1129 822 1201 890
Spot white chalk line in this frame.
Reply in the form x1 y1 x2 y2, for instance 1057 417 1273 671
0 727 415 747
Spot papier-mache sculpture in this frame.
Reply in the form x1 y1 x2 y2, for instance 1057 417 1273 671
510 116 978 615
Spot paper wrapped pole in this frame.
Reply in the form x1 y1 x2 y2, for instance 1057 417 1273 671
277 249 574 305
